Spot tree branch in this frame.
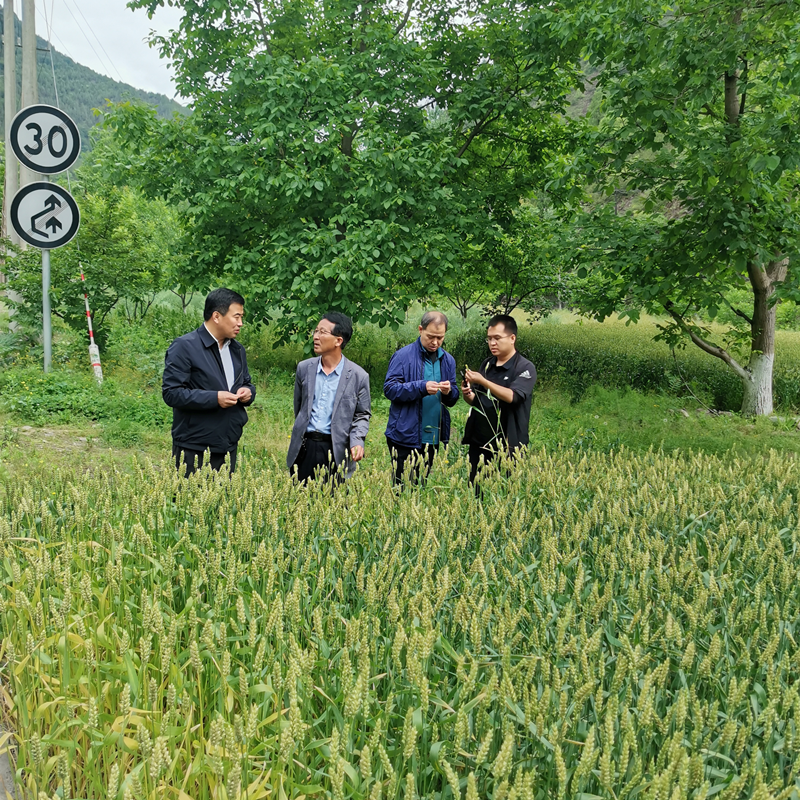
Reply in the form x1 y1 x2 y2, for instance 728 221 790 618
664 302 749 380
765 256 788 284
393 0 414 36
739 59 747 116
717 292 753 325
746 259 770 293
456 111 501 160
97 298 120 329
724 11 742 126
251 0 273 56
341 121 362 157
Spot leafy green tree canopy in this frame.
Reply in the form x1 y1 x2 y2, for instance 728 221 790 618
561 0 800 414
113 0 580 338
444 203 580 318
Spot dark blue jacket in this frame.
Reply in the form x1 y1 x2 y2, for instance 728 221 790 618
162 325 256 453
384 339 460 447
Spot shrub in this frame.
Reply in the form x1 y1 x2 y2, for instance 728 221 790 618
448 319 800 410
104 305 203 382
0 366 169 428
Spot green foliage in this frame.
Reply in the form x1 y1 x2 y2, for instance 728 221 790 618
109 0 581 339
0 365 169 428
0 306 200 433
443 204 581 319
102 304 203 381
533 384 800 458
0 331 21 370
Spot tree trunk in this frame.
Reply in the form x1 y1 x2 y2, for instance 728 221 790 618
740 352 774 415
739 257 787 415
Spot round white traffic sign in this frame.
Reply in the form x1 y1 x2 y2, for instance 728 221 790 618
10 183 80 249
10 105 81 175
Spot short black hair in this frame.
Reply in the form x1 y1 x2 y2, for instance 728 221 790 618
488 314 517 336
420 310 448 330
204 288 245 321
321 312 353 348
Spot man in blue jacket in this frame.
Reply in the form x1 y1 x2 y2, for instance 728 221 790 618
384 311 460 485
163 288 256 476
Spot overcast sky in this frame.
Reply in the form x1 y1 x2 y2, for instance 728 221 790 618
29 0 184 99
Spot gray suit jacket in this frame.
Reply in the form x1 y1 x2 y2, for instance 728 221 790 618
287 356 371 477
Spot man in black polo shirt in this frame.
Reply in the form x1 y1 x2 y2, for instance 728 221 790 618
462 314 536 485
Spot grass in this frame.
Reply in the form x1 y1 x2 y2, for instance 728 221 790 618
2 381 800 481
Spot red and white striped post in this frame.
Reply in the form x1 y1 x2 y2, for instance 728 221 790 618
80 266 103 384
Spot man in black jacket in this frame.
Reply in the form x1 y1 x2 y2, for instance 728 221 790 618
163 288 256 476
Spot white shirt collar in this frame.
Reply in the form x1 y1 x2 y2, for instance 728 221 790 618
204 323 231 349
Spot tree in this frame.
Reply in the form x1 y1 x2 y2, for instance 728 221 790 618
484 205 578 317
443 204 580 318
562 0 800 414
442 235 493 319
111 0 580 339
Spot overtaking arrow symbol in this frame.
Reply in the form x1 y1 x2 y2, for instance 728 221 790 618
31 194 63 239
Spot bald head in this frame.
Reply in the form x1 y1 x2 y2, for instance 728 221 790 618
420 310 448 330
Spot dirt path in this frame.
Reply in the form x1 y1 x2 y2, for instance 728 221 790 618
0 421 158 475
13 424 97 453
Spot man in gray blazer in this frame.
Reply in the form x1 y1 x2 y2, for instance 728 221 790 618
287 312 371 483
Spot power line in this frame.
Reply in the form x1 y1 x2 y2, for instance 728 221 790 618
55 0 113 83
29 1 74 62
32 0 76 201
38 0 59 108
63 0 125 85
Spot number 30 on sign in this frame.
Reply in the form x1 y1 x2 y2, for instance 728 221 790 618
9 105 81 175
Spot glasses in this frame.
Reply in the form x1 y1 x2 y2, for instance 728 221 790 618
313 328 337 337
486 335 512 343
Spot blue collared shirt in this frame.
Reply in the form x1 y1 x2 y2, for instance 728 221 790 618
307 357 344 434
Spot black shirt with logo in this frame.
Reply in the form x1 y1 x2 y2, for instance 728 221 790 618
462 351 537 452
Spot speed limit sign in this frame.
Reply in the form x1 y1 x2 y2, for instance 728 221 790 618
9 105 81 175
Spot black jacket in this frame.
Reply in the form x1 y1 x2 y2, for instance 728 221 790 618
162 325 256 452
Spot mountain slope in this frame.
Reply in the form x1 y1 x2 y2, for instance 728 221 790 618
0 10 185 150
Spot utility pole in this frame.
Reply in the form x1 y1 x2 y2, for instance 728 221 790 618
3 0 20 251
20 0 38 188
20 0 51 371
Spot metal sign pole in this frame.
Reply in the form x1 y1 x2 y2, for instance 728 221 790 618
42 249 52 372
42 174 52 374
9 104 82 376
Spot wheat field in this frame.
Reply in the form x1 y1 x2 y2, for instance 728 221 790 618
1 447 798 800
